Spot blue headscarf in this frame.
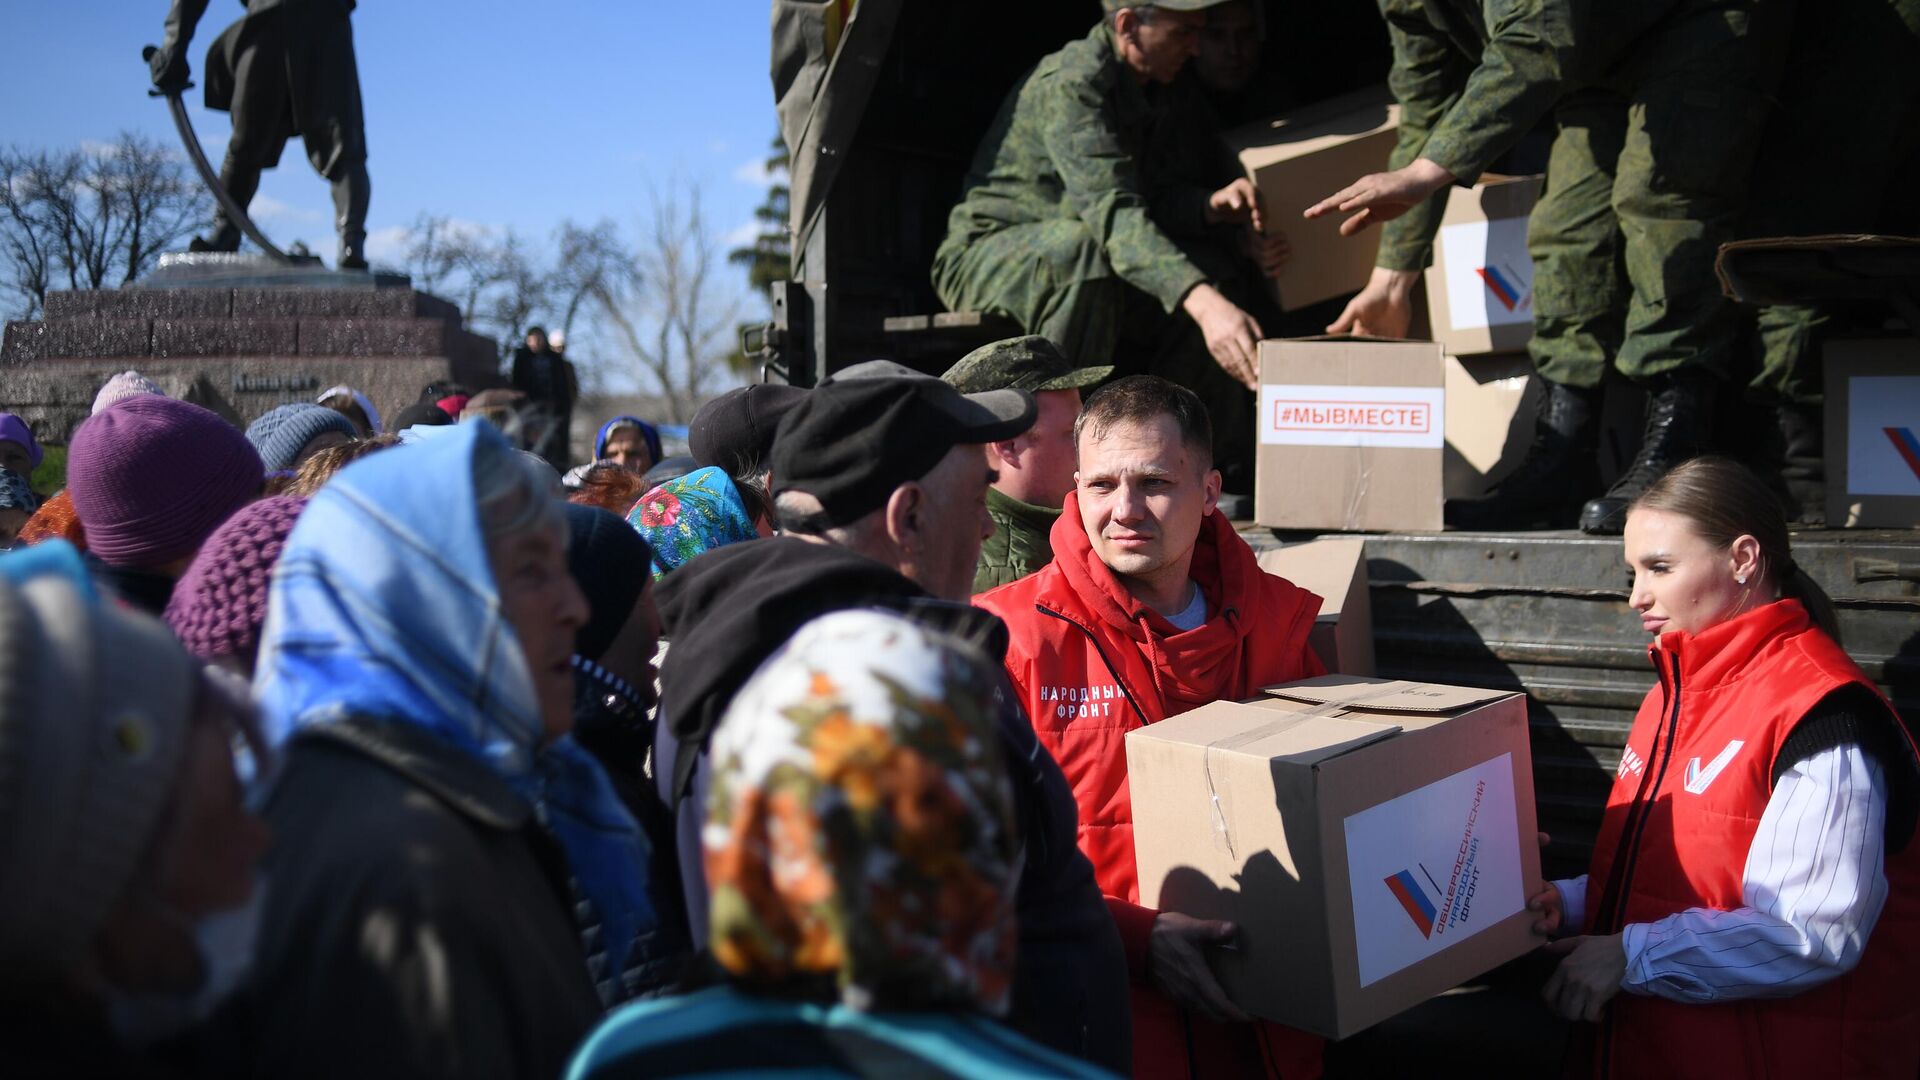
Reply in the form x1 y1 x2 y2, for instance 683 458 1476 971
595 415 661 465
254 422 655 972
626 466 758 579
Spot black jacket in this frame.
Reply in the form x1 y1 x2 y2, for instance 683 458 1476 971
229 718 603 1080
653 536 1132 1075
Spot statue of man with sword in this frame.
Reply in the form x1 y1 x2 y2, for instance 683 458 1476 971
147 0 371 270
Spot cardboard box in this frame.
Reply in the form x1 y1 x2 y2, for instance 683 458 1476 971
1257 538 1376 676
1825 338 1920 527
1423 176 1543 357
1256 337 1446 532
1128 675 1541 1039
1228 86 1400 312
1443 352 1542 500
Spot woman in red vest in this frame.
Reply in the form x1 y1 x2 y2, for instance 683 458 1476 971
1527 457 1920 1078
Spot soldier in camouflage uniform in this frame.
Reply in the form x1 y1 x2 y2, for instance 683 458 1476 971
941 336 1111 594
149 0 371 270
1308 0 1794 534
932 0 1288 487
1739 0 1920 523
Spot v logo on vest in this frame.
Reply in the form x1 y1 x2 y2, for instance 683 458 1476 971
1683 740 1746 795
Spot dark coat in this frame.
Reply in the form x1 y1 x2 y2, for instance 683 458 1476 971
228 717 603 1080
652 536 1133 1075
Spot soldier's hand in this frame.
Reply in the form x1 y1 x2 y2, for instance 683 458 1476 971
1327 267 1419 337
1207 177 1265 235
1149 912 1253 1024
1305 159 1455 237
1183 284 1263 391
147 45 190 93
1245 228 1290 279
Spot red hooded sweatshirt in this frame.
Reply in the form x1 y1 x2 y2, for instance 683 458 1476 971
976 493 1326 1079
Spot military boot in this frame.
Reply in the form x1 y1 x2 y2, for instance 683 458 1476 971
187 225 241 254
1446 379 1602 530
333 165 371 271
1577 371 1717 535
1751 401 1826 526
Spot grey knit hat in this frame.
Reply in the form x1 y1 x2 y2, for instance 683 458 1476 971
0 543 195 987
245 403 358 472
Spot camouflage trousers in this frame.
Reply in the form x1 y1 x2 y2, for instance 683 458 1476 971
931 219 1262 488
1527 0 1795 390
1743 0 1920 404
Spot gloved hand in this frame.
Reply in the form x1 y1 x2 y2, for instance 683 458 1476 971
147 44 191 94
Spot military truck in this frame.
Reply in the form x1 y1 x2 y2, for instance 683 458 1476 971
753 1 1920 1066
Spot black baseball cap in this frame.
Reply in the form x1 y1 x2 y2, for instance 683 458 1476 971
688 383 809 472
771 377 1036 527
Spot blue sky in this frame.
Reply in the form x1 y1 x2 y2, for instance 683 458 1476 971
1 1 783 273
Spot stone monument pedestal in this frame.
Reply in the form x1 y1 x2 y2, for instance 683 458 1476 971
1 259 499 446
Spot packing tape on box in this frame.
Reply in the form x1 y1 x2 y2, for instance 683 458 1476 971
1200 695 1379 860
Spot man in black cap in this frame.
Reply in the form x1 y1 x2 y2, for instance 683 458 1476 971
944 336 1111 593
650 376 1133 1075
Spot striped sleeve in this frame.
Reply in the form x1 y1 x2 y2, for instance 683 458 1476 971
1620 746 1888 1003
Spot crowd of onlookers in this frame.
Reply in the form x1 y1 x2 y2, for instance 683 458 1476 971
3 327 1916 1078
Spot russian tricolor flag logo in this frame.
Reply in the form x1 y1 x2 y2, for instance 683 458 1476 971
1886 428 1920 481
1385 867 1439 938
1475 264 1525 312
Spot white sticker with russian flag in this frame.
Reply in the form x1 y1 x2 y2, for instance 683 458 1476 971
1439 218 1533 331
1847 375 1920 497
1260 384 1445 449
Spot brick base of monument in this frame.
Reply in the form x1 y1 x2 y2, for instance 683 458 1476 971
1 285 501 445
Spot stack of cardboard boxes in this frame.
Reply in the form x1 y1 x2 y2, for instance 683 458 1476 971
1229 91 1547 531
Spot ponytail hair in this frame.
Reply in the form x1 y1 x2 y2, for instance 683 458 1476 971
1631 456 1843 644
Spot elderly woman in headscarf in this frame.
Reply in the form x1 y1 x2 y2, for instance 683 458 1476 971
626 465 765 579
0 467 40 549
233 421 658 1079
566 609 1115 1079
595 415 662 476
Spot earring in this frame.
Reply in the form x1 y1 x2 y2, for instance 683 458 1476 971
1736 574 1748 585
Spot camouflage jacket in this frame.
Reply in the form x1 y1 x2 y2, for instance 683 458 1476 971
1375 0 1678 271
938 22 1236 313
973 487 1061 595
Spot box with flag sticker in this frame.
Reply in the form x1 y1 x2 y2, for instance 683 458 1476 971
1126 675 1542 1039
1824 337 1920 528
1421 175 1543 358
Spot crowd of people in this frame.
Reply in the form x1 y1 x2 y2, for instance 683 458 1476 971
0 332 1914 1077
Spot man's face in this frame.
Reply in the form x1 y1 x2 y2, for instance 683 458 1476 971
526 330 549 353
1076 414 1221 580
1196 0 1261 94
1122 7 1205 84
915 443 998 602
602 428 653 473
491 521 590 741
0 440 33 478
998 388 1081 509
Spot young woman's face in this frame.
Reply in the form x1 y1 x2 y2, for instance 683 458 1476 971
491 523 589 741
1623 507 1761 638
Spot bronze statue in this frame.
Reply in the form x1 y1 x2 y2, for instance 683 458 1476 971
148 0 371 270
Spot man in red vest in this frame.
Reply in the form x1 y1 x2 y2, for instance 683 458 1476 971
976 375 1326 1079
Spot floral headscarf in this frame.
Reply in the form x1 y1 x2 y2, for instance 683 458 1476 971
627 465 758 579
0 468 40 515
704 608 1019 1014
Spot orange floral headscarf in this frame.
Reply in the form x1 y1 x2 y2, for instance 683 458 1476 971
704 608 1019 1014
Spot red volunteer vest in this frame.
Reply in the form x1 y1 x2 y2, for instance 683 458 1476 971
1583 600 1920 1079
977 501 1325 1080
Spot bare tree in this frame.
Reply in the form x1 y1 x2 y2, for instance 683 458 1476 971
549 219 640 341
596 183 746 424
0 132 208 316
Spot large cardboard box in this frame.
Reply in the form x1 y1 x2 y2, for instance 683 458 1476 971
1825 338 1920 527
1257 538 1376 676
1128 676 1541 1039
1423 176 1542 357
1256 337 1446 532
1444 352 1542 500
1228 86 1400 312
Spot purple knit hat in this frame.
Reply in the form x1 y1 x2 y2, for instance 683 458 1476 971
164 496 308 661
67 397 265 569
0 414 42 471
